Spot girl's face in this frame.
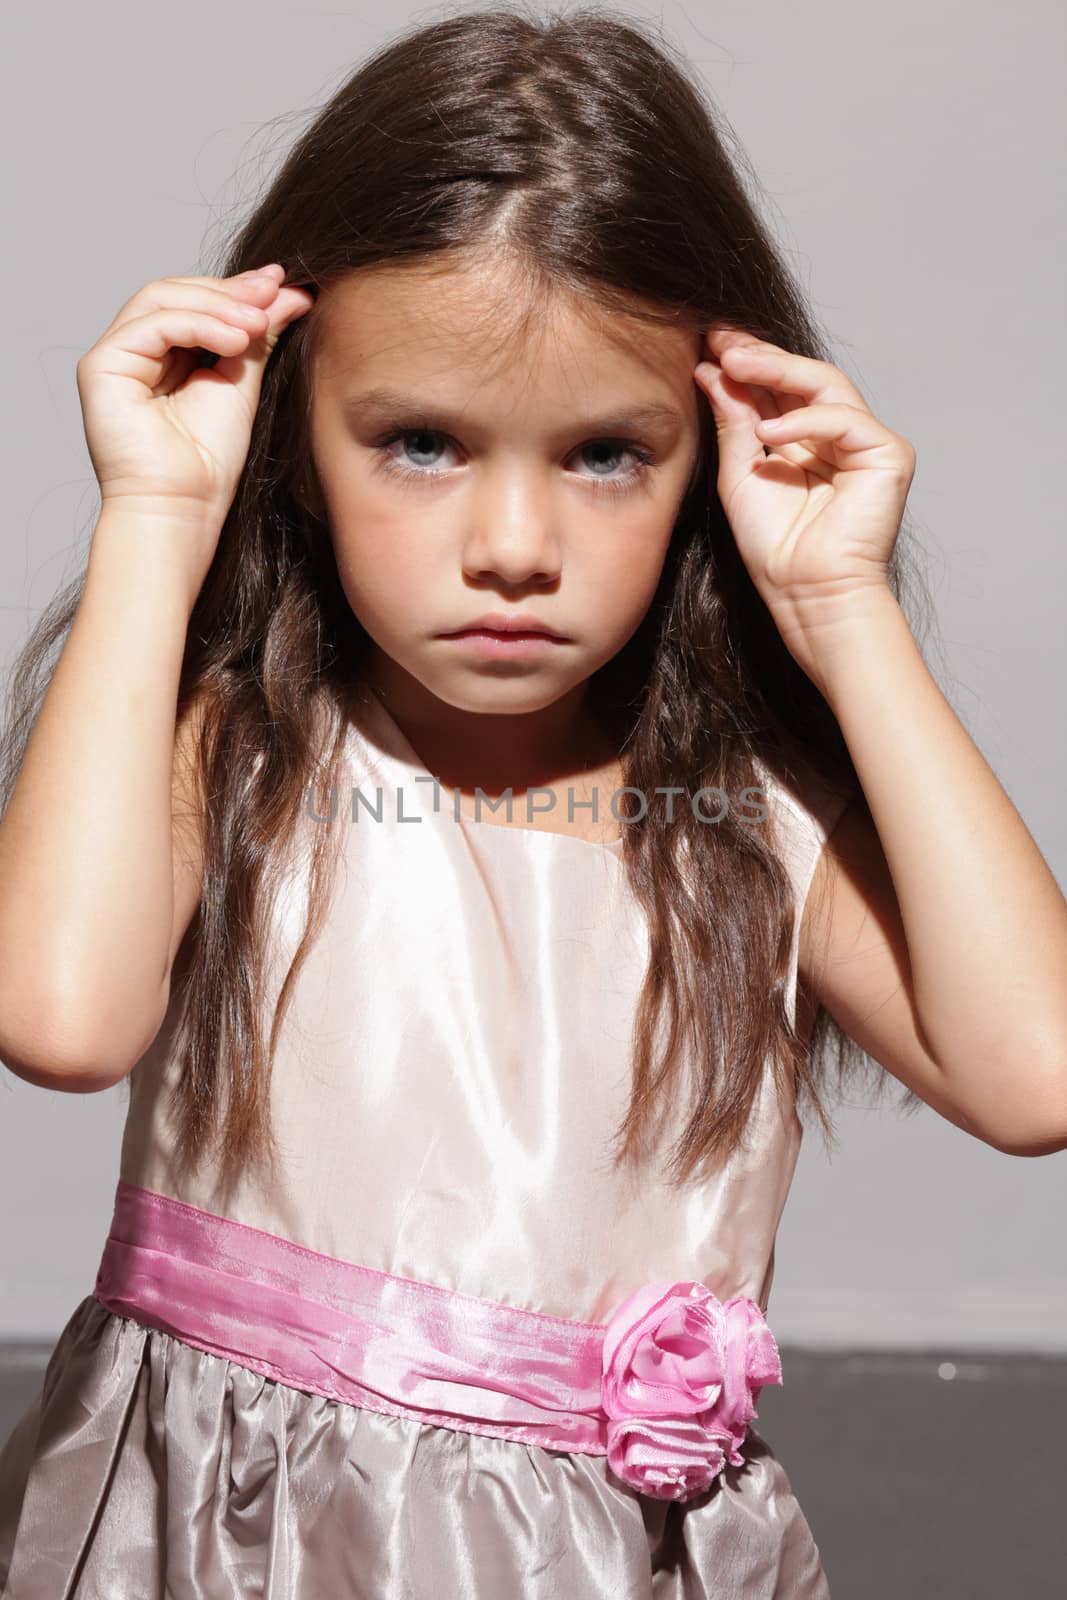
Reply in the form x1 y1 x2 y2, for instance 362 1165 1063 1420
307 254 703 725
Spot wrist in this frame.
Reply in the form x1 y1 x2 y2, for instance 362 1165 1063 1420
797 585 910 701
88 503 216 620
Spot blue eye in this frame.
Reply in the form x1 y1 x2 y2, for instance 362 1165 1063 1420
386 428 448 471
371 426 656 496
579 440 641 479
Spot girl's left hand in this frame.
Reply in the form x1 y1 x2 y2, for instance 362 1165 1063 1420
694 328 915 682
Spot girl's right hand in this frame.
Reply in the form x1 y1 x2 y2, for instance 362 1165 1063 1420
75 263 315 575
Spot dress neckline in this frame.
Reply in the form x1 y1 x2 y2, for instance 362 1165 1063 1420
347 684 626 856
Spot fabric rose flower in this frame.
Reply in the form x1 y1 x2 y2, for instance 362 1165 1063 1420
600 1279 783 1501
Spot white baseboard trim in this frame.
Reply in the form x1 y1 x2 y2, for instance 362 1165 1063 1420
768 1282 1067 1353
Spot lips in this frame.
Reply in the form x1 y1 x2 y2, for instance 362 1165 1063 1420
450 627 556 638
442 613 565 640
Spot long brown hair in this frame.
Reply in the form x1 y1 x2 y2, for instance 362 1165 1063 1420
2 5 943 1187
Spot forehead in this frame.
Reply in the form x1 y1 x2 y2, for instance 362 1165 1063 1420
310 256 701 406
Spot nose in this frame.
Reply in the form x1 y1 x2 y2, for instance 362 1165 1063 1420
460 463 563 587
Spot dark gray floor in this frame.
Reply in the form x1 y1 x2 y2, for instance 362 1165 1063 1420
756 1347 1067 1597
2 1341 1064 1596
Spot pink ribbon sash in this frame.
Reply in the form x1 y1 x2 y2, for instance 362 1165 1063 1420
93 1181 782 1501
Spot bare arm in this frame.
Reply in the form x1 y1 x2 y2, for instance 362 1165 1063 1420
798 589 1067 1157
0 506 207 1091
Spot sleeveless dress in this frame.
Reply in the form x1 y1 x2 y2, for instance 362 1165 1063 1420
0 684 851 1598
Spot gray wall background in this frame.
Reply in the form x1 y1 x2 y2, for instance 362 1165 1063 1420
1 1 1064 1347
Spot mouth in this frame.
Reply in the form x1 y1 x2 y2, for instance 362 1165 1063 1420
438 627 567 656
442 627 561 640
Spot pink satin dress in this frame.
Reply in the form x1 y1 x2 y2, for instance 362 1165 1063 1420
0 682 850 1598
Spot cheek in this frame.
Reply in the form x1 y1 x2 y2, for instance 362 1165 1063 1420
601 512 674 588
329 519 425 628
574 522 673 636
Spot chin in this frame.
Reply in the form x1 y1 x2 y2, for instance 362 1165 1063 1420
415 666 588 718
442 681 577 715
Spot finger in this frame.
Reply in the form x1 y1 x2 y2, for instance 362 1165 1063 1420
168 264 286 286
706 329 868 410
722 375 832 474
98 275 283 344
694 362 768 506
755 403 902 461
702 330 850 474
695 359 813 465
96 267 285 344
730 373 805 428
165 265 287 295
744 381 807 419
207 284 315 395
79 309 265 394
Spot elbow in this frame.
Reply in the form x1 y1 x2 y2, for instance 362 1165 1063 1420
980 1060 1067 1157
0 983 168 1094
987 1126 1067 1159
0 1027 138 1093
1 1048 129 1094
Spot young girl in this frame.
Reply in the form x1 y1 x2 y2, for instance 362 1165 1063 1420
1 7 1064 1597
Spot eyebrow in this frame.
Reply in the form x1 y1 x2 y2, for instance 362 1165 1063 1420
340 385 684 435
